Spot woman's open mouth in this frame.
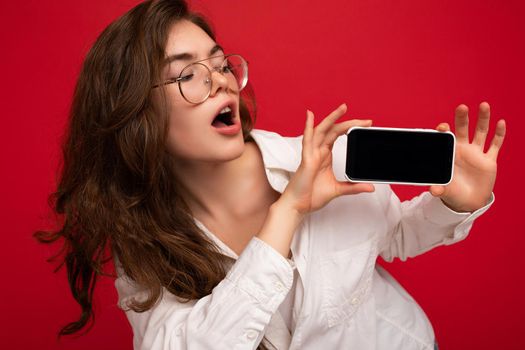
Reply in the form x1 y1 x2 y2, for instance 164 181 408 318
211 105 241 135
212 106 234 128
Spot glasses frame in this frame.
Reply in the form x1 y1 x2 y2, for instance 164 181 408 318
153 54 248 104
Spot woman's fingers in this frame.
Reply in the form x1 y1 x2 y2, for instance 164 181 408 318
429 185 446 197
451 102 505 159
473 102 491 149
313 104 348 146
454 104 469 143
303 104 371 170
325 119 373 148
436 122 450 132
309 103 373 150
336 181 375 196
487 119 506 160
301 110 315 158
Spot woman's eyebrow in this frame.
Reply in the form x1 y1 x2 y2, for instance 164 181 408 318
209 44 224 56
165 44 224 64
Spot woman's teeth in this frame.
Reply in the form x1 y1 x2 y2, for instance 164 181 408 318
211 105 240 134
212 106 234 128
219 106 231 114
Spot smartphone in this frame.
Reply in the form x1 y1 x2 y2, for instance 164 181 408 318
345 127 456 186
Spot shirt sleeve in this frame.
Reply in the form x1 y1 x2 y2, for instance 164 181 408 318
115 237 294 350
328 133 494 262
377 184 494 262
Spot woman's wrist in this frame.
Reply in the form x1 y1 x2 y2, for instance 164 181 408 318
272 198 306 227
439 194 491 213
256 199 305 257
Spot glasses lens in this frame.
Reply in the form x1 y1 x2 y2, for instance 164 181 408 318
222 55 248 92
179 63 211 104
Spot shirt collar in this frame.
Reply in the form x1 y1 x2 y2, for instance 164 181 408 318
249 129 301 173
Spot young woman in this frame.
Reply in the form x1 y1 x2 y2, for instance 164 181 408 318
36 0 506 349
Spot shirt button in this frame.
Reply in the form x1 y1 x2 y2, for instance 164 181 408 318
351 297 360 305
246 330 258 340
274 281 286 292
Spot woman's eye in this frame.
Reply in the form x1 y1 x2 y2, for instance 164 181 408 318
178 73 194 82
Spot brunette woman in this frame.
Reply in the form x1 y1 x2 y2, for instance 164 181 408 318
37 0 506 349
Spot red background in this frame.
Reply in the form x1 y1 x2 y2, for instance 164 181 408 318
1 0 524 349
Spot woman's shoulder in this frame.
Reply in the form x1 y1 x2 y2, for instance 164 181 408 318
250 129 302 148
249 129 303 172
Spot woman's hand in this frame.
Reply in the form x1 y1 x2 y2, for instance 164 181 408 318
279 104 375 216
429 102 506 212
258 104 374 257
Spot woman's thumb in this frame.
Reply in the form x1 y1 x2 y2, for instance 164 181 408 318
336 182 375 197
429 185 446 197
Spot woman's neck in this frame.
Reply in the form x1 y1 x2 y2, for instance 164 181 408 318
173 141 276 222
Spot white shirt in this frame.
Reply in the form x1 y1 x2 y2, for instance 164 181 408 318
115 129 493 350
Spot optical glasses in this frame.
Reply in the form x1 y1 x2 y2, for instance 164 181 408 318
152 54 248 104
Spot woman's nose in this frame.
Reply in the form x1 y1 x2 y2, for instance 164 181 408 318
209 70 229 97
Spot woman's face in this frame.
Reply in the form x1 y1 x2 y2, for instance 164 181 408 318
158 20 245 164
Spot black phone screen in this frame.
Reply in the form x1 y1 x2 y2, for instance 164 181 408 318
345 128 455 185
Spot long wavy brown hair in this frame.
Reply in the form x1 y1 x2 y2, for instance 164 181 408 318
35 0 265 346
